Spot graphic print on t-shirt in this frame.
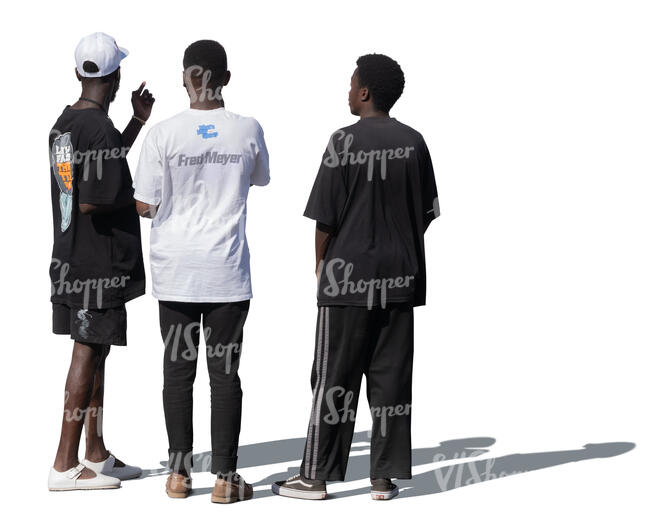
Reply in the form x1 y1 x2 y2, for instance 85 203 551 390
197 124 218 139
51 132 74 232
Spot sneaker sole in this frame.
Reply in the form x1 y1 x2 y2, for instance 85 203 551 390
114 471 142 481
272 482 327 500
211 493 253 504
166 489 191 498
49 485 120 491
371 487 399 500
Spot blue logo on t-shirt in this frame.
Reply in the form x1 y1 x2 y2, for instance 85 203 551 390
197 125 218 139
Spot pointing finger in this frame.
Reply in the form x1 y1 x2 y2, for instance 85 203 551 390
133 81 146 95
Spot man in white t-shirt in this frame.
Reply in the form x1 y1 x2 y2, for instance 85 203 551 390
133 40 269 503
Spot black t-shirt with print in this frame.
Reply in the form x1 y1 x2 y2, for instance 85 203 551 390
49 106 145 309
304 117 439 308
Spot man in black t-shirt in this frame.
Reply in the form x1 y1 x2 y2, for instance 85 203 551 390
273 54 439 501
47 33 154 492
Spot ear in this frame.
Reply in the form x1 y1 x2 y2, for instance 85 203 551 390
360 86 370 102
182 69 198 90
75 68 82 82
222 70 231 87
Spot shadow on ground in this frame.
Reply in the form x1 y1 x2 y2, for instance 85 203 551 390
141 432 635 499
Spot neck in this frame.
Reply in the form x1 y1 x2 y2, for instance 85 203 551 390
359 108 389 119
74 85 111 112
189 99 224 110
187 84 225 110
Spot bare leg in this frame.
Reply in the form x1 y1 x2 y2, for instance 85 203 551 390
53 341 104 479
84 345 110 462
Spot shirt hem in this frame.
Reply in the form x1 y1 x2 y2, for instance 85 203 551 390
50 285 145 309
153 292 253 303
316 296 423 308
77 196 120 206
133 191 160 206
303 210 336 229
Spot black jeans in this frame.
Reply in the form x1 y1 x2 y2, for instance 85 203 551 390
300 304 414 481
159 300 250 475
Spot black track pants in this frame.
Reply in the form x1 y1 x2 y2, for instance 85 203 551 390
300 304 414 481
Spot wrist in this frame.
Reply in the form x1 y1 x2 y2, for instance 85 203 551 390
132 115 147 125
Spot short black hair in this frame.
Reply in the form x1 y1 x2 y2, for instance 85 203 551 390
183 40 228 86
356 54 405 113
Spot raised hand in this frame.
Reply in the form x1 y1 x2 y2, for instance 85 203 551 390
132 81 155 122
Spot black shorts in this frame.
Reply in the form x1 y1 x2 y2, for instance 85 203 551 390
52 303 127 346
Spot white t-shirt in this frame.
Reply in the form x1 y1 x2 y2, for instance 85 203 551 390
133 108 270 302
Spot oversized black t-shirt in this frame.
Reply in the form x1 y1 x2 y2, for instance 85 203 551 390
49 106 145 309
304 117 439 308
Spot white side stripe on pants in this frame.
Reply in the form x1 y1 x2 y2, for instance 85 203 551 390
308 307 330 479
304 307 325 476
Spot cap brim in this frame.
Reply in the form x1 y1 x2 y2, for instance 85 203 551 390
119 46 129 60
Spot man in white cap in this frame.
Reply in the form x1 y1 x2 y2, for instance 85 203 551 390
48 32 155 491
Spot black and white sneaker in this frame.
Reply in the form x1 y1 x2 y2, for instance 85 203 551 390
370 478 399 500
272 474 327 500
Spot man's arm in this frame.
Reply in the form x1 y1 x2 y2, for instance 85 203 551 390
121 82 155 150
250 120 270 188
121 119 144 151
78 162 136 215
420 139 440 232
135 199 157 219
79 199 133 215
315 222 334 276
78 86 154 215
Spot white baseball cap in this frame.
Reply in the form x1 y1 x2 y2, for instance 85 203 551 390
75 32 128 77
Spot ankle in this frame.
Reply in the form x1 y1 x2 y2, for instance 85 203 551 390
303 475 325 484
85 449 109 462
53 458 79 472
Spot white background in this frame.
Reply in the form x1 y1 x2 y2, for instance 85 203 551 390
0 0 648 524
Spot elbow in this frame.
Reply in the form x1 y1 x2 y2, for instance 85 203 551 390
79 203 95 215
135 200 156 219
251 175 270 188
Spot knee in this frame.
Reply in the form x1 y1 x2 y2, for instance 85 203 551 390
70 342 103 374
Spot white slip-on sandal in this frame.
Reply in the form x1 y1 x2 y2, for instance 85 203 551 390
48 463 121 491
83 451 142 481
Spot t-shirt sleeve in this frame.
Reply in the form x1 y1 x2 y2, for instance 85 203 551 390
77 128 130 206
250 121 270 187
133 128 163 206
419 139 440 231
303 131 348 230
